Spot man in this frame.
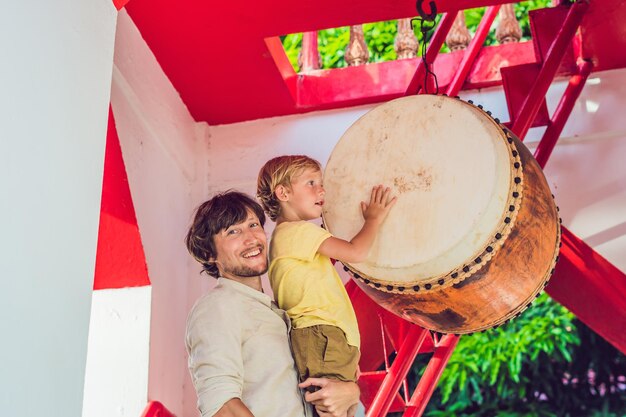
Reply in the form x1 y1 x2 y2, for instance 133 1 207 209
185 191 360 417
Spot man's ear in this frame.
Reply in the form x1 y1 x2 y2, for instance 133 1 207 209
275 184 290 202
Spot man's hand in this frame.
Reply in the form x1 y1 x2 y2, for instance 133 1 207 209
299 378 360 417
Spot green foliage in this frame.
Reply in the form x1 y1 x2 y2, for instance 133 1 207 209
417 294 577 416
363 20 398 64
281 32 303 68
317 27 350 69
515 0 556 41
406 294 626 416
463 0 552 47
282 1 552 72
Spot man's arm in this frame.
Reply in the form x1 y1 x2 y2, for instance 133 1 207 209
299 378 360 417
186 298 246 417
213 398 255 417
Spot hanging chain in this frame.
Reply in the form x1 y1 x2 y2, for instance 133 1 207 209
411 0 439 95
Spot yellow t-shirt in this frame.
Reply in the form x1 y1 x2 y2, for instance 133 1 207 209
269 221 360 348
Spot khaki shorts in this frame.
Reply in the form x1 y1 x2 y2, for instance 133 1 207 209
291 324 360 383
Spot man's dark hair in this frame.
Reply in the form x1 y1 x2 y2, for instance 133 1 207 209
185 190 266 278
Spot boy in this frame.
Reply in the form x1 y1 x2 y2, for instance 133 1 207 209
257 155 396 415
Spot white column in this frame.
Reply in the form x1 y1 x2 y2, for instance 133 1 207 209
0 1 117 417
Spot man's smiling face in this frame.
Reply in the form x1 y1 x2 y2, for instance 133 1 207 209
211 210 268 282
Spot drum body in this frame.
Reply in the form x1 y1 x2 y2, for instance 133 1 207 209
322 95 560 334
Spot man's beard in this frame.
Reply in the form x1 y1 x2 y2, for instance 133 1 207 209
225 264 268 278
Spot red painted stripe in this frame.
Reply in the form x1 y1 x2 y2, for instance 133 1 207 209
93 107 150 290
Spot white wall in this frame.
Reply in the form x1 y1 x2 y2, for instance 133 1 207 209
83 287 152 417
541 70 626 270
110 10 207 417
0 1 117 416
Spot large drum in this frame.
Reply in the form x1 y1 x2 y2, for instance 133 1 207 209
322 95 561 334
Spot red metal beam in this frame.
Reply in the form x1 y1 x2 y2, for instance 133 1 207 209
403 335 460 417
511 1 589 139
366 327 429 417
534 60 593 168
546 227 626 354
348 280 405 372
405 12 458 95
501 63 551 128
446 5 500 96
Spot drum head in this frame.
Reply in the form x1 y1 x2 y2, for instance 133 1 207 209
323 95 519 287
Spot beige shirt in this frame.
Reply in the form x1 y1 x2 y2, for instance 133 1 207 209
185 278 311 417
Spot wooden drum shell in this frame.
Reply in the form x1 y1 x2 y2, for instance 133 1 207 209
349 132 560 334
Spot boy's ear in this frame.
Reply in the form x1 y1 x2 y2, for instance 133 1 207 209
275 184 290 202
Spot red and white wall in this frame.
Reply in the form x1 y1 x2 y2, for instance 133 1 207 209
83 9 208 417
2 3 625 417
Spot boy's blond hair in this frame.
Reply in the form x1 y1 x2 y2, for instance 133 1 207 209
257 155 322 221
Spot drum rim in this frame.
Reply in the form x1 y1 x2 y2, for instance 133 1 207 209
441 209 562 335
325 96 526 294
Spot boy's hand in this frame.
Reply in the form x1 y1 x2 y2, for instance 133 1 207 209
361 185 397 224
319 185 397 263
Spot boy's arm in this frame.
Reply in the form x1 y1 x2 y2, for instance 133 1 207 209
318 185 396 263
